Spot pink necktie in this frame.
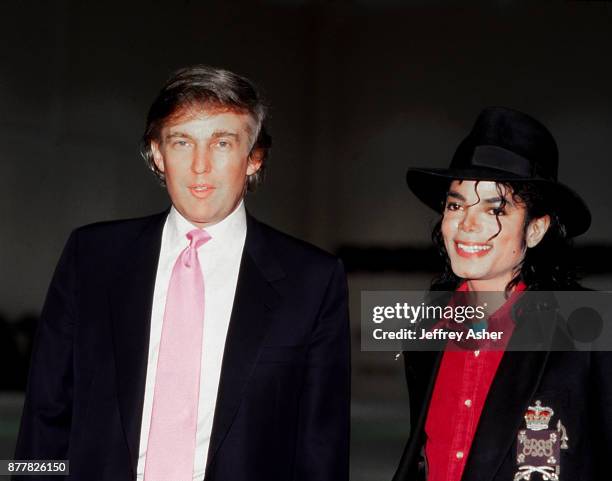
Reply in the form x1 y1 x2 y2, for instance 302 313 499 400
144 228 211 481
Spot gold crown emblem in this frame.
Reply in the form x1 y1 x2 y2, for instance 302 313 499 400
524 400 554 431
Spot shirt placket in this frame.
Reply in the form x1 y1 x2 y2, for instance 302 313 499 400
447 351 485 480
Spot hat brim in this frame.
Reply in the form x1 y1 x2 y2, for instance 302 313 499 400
406 167 591 237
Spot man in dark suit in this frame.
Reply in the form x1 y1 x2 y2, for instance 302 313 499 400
15 65 350 481
393 107 612 480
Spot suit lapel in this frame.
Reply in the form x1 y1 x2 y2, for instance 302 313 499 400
393 349 444 481
461 299 558 481
206 215 284 469
107 211 167 476
461 351 550 481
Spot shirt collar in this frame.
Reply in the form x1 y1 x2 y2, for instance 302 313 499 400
166 200 247 249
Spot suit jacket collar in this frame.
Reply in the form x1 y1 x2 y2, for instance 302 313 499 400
108 209 285 477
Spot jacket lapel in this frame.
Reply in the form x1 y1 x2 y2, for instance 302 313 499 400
392 349 444 481
394 291 455 481
206 215 284 469
461 298 559 481
460 351 550 481
108 211 167 476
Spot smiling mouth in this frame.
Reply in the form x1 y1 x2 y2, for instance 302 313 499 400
455 242 492 257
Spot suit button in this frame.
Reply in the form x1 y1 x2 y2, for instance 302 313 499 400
456 451 464 459
464 399 472 407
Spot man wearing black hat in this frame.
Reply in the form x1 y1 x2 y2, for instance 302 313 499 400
393 107 612 481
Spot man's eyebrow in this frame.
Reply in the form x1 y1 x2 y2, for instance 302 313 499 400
447 191 466 201
483 196 514 206
447 191 514 207
164 132 192 140
211 130 241 140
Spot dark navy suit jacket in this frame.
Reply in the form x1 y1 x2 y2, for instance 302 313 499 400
14 211 350 481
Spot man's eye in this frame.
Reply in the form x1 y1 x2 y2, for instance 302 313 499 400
489 207 506 216
446 202 461 211
217 140 231 149
172 140 190 148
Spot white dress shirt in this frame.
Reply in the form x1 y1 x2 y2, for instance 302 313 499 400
136 201 247 481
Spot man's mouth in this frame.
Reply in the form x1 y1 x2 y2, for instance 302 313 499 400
455 241 492 257
189 184 215 197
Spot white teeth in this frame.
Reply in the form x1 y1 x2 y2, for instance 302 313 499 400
457 243 491 253
192 186 209 191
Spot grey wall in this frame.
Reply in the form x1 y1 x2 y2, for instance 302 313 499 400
2 1 611 315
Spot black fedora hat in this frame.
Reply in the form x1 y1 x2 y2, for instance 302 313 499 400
406 107 591 237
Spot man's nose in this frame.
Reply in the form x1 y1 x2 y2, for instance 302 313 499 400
459 208 481 233
192 147 211 174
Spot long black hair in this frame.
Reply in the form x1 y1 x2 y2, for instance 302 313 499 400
431 180 579 292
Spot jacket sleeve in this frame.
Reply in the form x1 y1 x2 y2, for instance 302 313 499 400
293 259 350 481
13 231 77 471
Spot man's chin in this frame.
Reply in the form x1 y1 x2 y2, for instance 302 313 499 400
177 207 219 229
452 268 489 281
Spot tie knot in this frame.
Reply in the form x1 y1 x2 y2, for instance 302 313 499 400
186 228 211 250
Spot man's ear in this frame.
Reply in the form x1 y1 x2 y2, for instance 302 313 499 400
246 147 264 176
151 141 165 173
526 214 551 248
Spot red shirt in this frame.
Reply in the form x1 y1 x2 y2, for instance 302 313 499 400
424 282 526 481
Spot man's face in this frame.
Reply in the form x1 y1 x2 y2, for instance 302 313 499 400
441 180 529 291
151 107 261 228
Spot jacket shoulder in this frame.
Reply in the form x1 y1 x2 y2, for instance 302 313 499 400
71 211 167 242
250 217 339 268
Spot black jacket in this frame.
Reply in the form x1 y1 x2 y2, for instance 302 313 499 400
15 211 350 481
393 292 612 481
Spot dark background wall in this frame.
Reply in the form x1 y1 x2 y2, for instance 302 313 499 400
2 1 612 320
1 1 611 479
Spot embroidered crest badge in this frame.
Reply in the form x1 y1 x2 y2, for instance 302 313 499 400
524 401 553 431
514 401 569 481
